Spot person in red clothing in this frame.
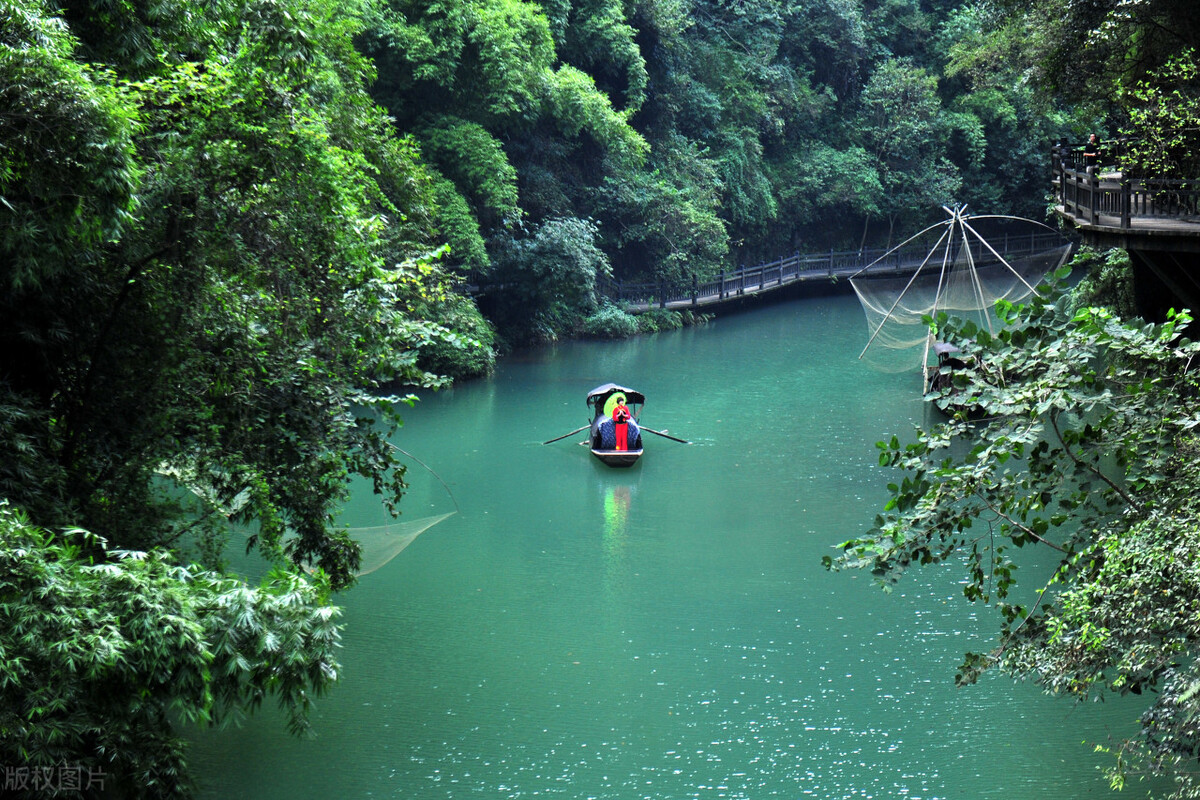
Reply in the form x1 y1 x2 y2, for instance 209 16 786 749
612 401 632 450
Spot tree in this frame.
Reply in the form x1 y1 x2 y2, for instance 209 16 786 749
935 2 1086 220
772 142 882 242
983 0 1200 106
0 0 139 290
0 0 472 584
593 138 729 285
482 216 612 343
0 503 341 798
361 0 647 277
857 57 961 244
1 0 477 790
1117 50 1200 178
555 0 648 112
827 270 1200 796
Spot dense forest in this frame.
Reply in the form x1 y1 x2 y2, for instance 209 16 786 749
2 0 1200 796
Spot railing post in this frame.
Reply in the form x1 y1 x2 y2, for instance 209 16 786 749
718 270 725 300
1121 178 1132 229
1060 158 1067 207
1089 170 1100 224
658 279 666 309
692 274 698 307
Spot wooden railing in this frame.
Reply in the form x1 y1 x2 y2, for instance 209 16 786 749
1058 170 1200 228
600 232 1067 310
1052 145 1200 229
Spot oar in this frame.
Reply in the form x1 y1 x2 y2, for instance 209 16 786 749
542 425 589 445
640 426 691 444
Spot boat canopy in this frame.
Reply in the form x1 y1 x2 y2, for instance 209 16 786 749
932 342 961 357
586 383 645 411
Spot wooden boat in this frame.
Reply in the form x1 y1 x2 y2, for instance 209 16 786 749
586 383 645 467
927 341 970 394
927 341 993 418
542 384 687 463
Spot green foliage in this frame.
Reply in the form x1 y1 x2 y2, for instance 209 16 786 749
428 172 490 271
420 116 520 221
936 3 1102 219
636 307 688 333
0 503 341 797
0 0 486 584
410 286 498 378
594 137 729 283
716 129 777 235
371 0 556 118
582 303 640 339
543 64 648 164
1064 246 1138 320
774 143 882 230
556 0 648 111
580 305 700 339
1118 50 1200 179
1006 0 1198 105
362 0 648 289
484 216 612 343
858 58 962 238
828 272 1200 794
0 5 503 791
0 0 139 289
359 0 1132 319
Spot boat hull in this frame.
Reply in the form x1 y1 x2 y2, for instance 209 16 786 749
590 448 642 467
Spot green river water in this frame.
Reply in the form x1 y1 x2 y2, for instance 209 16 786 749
191 290 1159 799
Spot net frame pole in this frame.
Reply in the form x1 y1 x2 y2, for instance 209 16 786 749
960 216 1050 297
856 224 954 359
922 210 960 388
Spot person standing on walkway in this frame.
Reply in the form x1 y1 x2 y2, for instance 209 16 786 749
1084 134 1102 173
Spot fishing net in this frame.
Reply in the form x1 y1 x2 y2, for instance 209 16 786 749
346 512 456 575
163 444 456 578
850 209 1072 374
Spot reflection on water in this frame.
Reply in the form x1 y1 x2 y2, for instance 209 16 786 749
190 292 1164 799
602 481 632 554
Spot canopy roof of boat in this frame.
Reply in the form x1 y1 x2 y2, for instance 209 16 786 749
586 383 645 409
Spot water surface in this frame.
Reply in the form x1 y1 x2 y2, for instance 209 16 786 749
192 292 1154 799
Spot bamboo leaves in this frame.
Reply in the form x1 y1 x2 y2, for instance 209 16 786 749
0 504 342 791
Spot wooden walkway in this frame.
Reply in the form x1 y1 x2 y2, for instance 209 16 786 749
1052 151 1200 315
606 234 1067 313
1054 159 1200 247
618 151 1200 314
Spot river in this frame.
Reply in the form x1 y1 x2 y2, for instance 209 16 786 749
191 290 1155 799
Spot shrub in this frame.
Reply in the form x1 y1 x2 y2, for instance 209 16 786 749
416 293 497 379
1064 246 1137 319
485 217 612 344
636 308 685 333
582 304 639 338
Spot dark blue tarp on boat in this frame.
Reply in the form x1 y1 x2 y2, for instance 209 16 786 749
597 418 641 450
